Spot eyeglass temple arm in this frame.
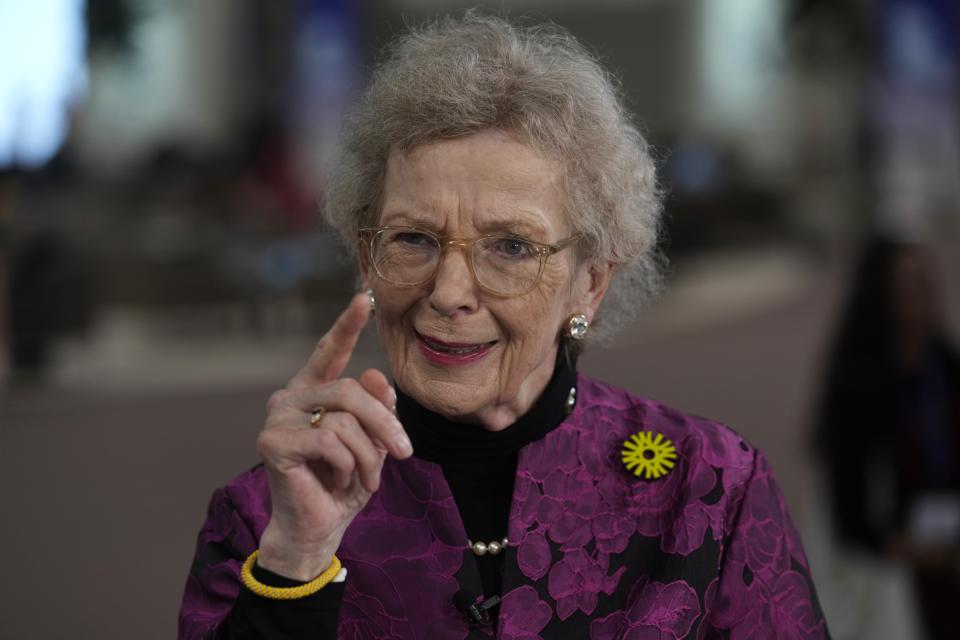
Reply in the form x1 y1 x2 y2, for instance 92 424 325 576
543 235 580 255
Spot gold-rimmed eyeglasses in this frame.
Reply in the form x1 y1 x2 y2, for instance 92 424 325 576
358 226 579 297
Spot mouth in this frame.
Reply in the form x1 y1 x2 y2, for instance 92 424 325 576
415 331 497 365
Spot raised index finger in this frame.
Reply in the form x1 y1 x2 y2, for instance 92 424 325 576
291 292 372 387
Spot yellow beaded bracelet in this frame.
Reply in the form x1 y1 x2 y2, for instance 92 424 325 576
240 550 342 600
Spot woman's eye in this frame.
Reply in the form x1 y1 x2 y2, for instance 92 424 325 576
392 231 433 247
492 237 535 259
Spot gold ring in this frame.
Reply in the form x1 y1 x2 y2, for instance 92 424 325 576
309 407 327 428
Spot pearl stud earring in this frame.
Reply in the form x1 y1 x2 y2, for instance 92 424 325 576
364 288 376 314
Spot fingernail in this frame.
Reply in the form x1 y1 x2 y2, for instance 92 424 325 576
388 386 397 407
395 432 413 456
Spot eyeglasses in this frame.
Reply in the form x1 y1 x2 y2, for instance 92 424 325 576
358 226 579 297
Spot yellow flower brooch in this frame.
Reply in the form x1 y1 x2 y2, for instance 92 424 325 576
621 431 678 480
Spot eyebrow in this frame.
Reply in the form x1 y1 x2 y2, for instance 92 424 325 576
474 216 548 239
379 212 438 229
380 211 550 238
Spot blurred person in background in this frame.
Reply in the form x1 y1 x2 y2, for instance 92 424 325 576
5 229 94 381
0 170 11 378
817 237 960 640
180 13 828 639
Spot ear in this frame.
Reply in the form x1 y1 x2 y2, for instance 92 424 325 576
571 259 615 322
357 240 372 289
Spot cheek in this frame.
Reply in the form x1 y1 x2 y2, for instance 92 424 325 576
372 287 419 353
499 265 571 353
537 259 576 320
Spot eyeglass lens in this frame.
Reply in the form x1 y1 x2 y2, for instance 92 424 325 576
371 229 542 295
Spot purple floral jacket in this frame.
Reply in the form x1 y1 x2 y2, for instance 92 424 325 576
180 375 829 639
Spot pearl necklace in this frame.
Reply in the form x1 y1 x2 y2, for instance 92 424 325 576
468 537 509 556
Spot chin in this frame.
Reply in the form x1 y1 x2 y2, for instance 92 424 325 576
393 348 500 420
406 373 496 418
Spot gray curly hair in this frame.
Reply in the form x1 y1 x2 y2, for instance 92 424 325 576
324 12 665 351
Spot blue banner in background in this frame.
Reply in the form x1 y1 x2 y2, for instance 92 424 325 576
290 0 364 186
873 0 959 236
879 0 956 86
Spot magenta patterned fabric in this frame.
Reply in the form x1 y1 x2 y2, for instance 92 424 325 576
179 375 829 639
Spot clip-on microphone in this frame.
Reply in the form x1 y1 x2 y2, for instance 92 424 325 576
453 589 501 626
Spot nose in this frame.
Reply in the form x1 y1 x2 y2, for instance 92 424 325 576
427 246 479 317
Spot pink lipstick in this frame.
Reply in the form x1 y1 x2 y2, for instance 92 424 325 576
416 332 496 366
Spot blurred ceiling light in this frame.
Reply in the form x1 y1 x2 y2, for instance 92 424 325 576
0 0 87 169
387 0 671 7
697 0 786 128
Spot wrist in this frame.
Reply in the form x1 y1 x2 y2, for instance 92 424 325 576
257 524 339 581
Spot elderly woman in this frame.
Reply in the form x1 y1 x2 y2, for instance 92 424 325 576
179 13 828 639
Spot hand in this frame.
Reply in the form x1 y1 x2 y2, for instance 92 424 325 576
255 292 413 580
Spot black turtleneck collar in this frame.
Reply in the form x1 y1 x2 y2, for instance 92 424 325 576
395 350 577 463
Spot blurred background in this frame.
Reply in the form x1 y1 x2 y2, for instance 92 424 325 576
0 0 958 638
